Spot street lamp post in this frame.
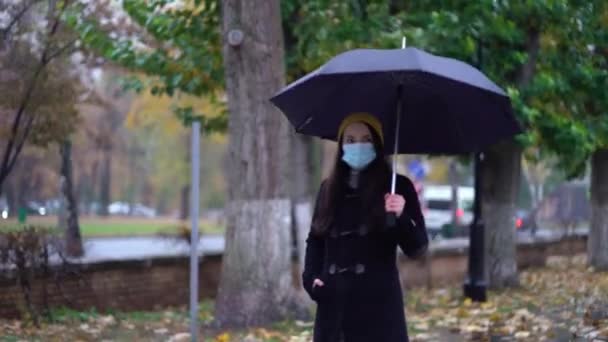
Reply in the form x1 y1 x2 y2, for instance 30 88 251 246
464 39 488 302
464 152 487 301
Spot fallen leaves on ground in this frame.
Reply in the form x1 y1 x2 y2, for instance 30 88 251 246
0 307 192 342
406 254 608 341
0 255 606 341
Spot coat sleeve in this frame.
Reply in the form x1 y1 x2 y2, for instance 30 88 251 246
394 176 429 258
302 181 327 301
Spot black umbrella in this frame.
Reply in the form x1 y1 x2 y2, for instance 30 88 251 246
271 45 523 302
270 46 521 196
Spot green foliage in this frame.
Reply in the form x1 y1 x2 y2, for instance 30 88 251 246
0 218 225 237
64 0 224 130
173 105 227 131
401 1 606 178
66 0 608 175
286 0 608 177
47 307 101 324
282 0 401 79
531 1 608 175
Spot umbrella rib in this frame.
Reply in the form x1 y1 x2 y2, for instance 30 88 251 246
442 94 471 153
296 73 359 135
419 82 469 153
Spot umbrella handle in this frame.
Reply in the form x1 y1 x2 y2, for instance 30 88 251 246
386 212 397 227
388 41 406 230
388 82 403 229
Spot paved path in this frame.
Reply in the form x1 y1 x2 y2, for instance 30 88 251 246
429 227 589 252
63 227 588 264
63 235 224 264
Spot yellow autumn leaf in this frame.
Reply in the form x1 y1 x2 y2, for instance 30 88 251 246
126 78 225 133
215 332 231 342
456 307 469 318
463 324 485 333
414 322 429 331
255 328 272 339
480 302 494 310
490 312 502 323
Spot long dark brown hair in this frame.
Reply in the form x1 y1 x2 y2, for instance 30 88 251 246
311 123 390 236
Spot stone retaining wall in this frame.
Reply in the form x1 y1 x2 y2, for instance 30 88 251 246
0 236 587 319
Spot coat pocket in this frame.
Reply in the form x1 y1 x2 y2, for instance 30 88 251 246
311 273 332 302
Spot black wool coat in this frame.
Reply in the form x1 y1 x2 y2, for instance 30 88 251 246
302 174 428 342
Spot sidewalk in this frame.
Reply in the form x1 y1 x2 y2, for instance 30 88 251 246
40 235 225 266
70 227 587 264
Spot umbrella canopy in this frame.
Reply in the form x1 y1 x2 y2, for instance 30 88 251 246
270 47 522 155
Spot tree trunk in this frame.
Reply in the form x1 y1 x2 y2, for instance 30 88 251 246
97 147 111 217
59 140 83 257
522 165 539 208
179 132 190 220
179 185 190 220
17 176 28 216
478 26 538 289
5 180 17 217
482 140 522 288
214 0 307 327
522 156 549 209
589 149 608 271
291 136 315 306
292 135 313 201
87 159 99 215
291 134 313 282
127 142 137 216
321 140 338 179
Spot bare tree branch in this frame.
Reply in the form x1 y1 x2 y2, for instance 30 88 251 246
6 114 36 173
0 61 45 189
0 0 76 194
44 39 77 63
517 28 540 87
0 0 40 43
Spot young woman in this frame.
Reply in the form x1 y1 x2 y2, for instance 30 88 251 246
302 112 428 342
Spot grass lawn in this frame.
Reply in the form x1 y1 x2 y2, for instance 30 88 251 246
1 255 606 341
0 216 225 237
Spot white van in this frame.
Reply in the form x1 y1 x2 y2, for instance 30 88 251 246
422 185 474 236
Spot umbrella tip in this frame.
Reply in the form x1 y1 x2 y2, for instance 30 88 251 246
402 37 407 49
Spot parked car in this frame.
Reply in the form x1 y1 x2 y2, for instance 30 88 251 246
132 204 156 218
108 202 156 218
422 185 474 238
513 208 540 235
0 198 8 219
108 202 130 216
43 198 61 215
26 201 47 216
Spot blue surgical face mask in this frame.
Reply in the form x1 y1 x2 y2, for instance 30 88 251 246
342 142 376 170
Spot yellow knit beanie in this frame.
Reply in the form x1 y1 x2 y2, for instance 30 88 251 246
337 112 384 144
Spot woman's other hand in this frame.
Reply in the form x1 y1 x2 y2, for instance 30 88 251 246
313 278 325 288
